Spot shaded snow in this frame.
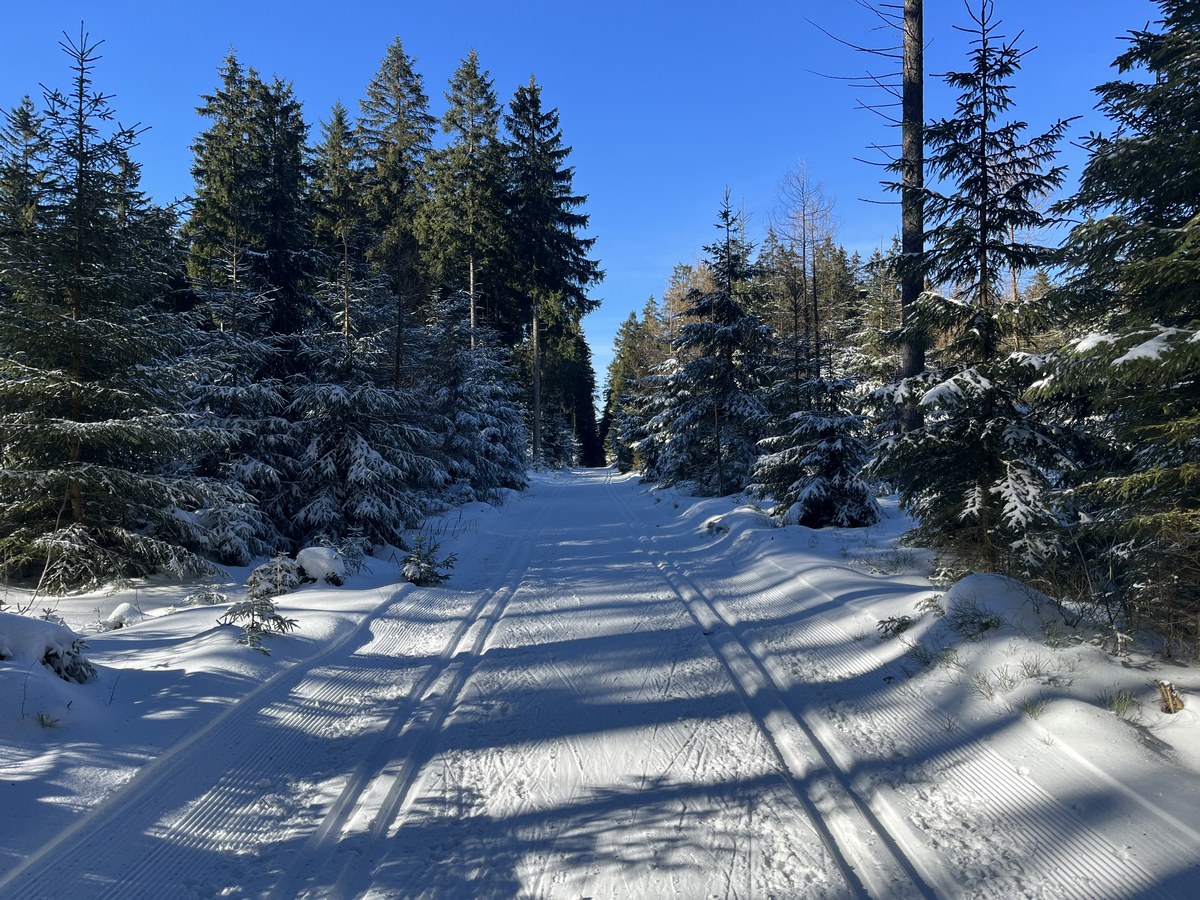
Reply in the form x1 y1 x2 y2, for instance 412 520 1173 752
1114 327 1180 365
1075 331 1117 353
1 472 1199 897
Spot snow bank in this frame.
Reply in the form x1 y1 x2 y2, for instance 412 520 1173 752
103 602 140 629
0 611 95 681
296 547 345 585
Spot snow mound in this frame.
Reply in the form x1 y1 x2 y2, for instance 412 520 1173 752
0 611 96 684
103 602 140 629
296 547 345 585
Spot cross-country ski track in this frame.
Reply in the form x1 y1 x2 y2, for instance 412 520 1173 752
3 468 1199 898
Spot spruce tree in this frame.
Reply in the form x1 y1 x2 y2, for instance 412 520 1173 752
650 197 771 495
421 51 509 335
0 31 246 591
185 53 318 555
1044 0 1200 634
250 74 315 340
298 100 444 552
184 52 259 303
357 38 435 387
852 244 903 387
869 1 1073 570
504 77 602 464
288 332 443 553
186 55 316 341
311 101 379 348
426 297 528 501
751 377 879 528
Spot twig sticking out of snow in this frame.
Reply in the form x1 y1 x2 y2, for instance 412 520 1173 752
1154 679 1185 714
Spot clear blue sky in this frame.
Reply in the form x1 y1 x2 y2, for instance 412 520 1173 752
1 1 1159 385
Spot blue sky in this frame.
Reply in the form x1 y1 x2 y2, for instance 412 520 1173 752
1 1 1159 384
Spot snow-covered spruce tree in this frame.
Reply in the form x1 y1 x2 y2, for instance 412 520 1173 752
1037 0 1200 636
867 2 1074 572
462 332 529 494
220 554 299 653
290 103 445 553
634 266 714 482
425 293 528 501
850 244 904 389
185 291 291 565
649 197 771 495
599 298 669 471
183 54 318 558
536 406 579 469
633 360 675 484
753 377 879 528
0 32 247 592
289 314 444 555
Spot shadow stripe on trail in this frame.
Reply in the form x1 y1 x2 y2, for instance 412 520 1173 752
275 480 567 900
605 475 937 900
0 583 416 899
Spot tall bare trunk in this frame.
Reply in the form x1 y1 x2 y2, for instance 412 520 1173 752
532 303 542 465
900 0 926 432
468 254 477 349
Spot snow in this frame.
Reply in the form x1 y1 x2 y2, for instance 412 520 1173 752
296 546 346 584
1074 331 1117 353
102 602 140 629
1114 327 1180 365
920 368 994 406
2 470 1200 897
0 612 86 668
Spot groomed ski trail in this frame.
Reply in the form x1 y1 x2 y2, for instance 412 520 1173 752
5 469 1195 898
0 483 563 899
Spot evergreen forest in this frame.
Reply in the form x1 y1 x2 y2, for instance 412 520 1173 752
2 0 1198 655
1 34 600 593
601 0 1200 649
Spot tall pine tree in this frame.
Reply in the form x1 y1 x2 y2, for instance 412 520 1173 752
420 50 509 336
869 1 1073 570
504 77 602 464
0 31 246 591
357 38 435 388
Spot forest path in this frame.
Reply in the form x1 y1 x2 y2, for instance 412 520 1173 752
3 470 1195 898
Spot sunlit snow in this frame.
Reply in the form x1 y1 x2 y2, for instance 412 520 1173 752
2 470 1199 897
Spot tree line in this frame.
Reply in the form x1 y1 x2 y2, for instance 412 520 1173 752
0 31 601 593
602 0 1200 649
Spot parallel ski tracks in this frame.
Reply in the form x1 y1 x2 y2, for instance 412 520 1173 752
0 585 445 899
725 558 1171 898
608 479 935 900
275 482 564 900
1 486 561 900
617 477 1174 898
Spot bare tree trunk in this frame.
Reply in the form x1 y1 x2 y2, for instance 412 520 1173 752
899 0 926 433
468 253 477 349
342 235 352 356
532 303 542 465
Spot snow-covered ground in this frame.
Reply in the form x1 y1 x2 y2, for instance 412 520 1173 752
2 468 1199 898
